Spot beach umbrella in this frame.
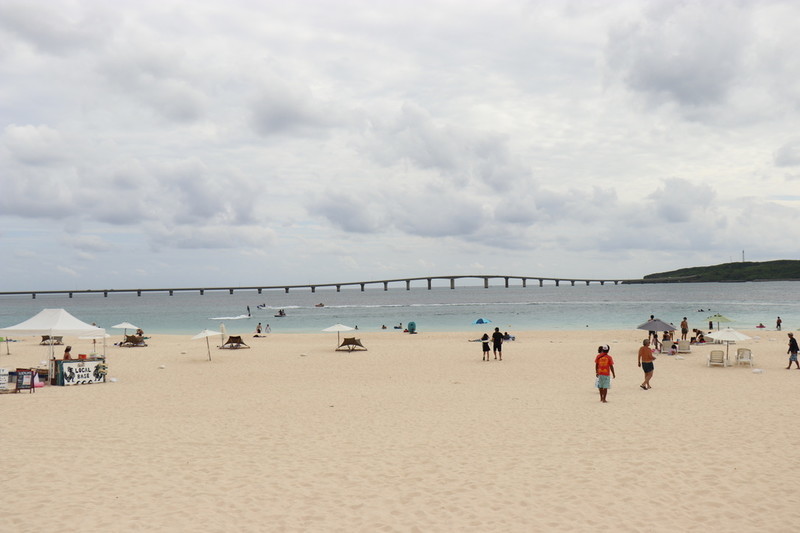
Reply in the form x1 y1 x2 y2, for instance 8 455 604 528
79 332 111 356
473 318 492 325
705 314 733 330
322 323 354 344
706 327 751 358
636 318 676 332
112 322 140 336
192 329 223 361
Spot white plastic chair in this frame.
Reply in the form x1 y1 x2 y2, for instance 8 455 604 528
735 348 753 367
677 340 691 353
708 350 727 367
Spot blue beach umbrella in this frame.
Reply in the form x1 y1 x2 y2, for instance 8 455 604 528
473 318 492 325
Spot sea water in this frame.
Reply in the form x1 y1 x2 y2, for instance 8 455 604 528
0 281 797 335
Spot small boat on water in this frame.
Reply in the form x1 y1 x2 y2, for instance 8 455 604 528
274 309 287 317
256 303 267 310
315 303 325 307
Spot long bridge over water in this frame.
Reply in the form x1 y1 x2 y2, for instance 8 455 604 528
0 274 644 299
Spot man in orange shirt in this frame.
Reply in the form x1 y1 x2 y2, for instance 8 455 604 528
637 339 656 390
594 345 615 403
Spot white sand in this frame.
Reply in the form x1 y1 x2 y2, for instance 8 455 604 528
1 328 797 532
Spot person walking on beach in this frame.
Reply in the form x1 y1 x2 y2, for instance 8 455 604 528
481 333 490 361
595 345 615 403
776 316 782 331
491 327 503 361
680 317 689 340
787 333 799 369
637 339 655 389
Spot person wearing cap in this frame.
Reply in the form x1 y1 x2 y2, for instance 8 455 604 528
787 333 799 370
594 345 615 403
638 339 656 389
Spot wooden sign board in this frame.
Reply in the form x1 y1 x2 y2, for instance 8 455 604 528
15 369 34 393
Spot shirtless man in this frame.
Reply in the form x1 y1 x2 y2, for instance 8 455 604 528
637 339 656 390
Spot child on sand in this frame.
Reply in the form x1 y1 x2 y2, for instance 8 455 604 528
594 345 615 403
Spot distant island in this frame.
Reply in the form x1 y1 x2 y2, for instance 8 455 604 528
640 260 800 283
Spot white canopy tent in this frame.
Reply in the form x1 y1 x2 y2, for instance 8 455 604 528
0 309 107 357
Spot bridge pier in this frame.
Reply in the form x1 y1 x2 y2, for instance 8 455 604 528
383 282 388 291
522 278 527 288
600 281 605 286
484 277 489 289
229 289 234 294
427 278 432 290
450 278 455 289
285 287 290 293
405 280 410 290
258 288 262 294
555 280 559 287
32 293 36 299
69 292 73 298
504 277 509 288
539 279 543 287
169 290 174 296
104 291 108 297
359 284 364 292
585 281 590 286
139 290 143 296
570 280 575 286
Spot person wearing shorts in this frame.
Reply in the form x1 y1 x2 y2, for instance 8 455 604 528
491 327 503 361
680 317 689 340
787 333 799 369
637 339 656 390
594 345 615 403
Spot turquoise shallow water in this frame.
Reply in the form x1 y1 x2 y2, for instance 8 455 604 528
0 281 798 335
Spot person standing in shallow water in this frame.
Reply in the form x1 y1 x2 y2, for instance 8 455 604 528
595 345 615 403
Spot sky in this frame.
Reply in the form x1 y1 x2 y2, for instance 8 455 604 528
2 0 800 292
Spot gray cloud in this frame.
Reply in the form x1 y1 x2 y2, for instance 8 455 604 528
606 1 752 110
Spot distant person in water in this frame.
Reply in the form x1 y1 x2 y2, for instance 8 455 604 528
776 316 782 331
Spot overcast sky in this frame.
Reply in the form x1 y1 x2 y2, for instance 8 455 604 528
1 0 799 292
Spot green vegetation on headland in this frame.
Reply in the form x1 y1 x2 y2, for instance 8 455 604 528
638 260 800 283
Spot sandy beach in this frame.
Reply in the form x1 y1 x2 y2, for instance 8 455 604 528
2 328 798 532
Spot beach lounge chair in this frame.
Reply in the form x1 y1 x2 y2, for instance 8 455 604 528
707 349 727 367
221 335 249 349
677 340 691 353
735 348 753 367
336 337 367 352
40 335 63 345
120 335 147 347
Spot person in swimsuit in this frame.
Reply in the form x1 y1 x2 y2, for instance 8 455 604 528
637 339 656 390
680 317 689 340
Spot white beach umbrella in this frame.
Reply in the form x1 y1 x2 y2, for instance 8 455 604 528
112 322 140 335
322 323 355 343
192 329 223 361
706 328 751 358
